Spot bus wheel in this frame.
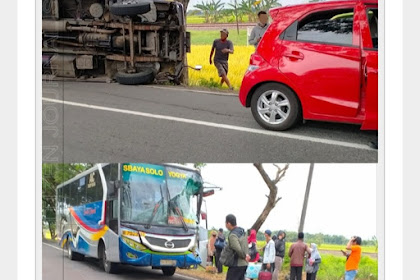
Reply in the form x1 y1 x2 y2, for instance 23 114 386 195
162 267 176 276
100 243 118 274
67 240 84 261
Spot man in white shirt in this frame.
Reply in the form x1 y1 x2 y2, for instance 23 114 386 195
262 229 276 273
248 11 270 48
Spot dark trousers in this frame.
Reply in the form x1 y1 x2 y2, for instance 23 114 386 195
226 266 247 280
215 249 223 273
306 272 318 280
290 266 303 280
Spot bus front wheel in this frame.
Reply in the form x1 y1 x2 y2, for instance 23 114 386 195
66 240 84 261
100 243 118 274
162 267 176 276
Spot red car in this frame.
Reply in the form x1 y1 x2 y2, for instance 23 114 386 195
239 0 378 131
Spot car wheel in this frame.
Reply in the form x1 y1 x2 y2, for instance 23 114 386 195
250 83 301 131
115 69 155 85
100 243 118 274
162 267 176 276
109 1 151 16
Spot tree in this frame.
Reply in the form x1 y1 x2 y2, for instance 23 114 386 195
250 163 289 232
42 163 92 239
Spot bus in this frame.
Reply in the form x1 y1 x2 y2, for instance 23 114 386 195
42 0 192 85
56 163 214 276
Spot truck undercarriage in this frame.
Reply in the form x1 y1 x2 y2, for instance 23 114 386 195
42 0 191 85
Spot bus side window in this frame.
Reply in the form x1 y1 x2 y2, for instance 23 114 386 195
78 177 87 205
87 170 103 203
63 185 70 208
102 164 118 198
57 187 63 212
69 181 79 206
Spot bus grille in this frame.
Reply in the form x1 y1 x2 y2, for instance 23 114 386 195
145 236 191 249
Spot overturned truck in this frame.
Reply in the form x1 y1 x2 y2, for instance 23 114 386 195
42 0 191 85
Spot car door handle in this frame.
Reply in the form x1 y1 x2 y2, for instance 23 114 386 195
284 51 304 60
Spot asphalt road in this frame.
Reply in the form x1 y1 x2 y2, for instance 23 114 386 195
42 81 378 163
42 242 197 280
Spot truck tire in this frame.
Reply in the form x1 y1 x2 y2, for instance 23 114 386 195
109 1 151 16
115 69 155 85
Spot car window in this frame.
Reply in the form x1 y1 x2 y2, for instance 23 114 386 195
367 8 378 49
297 9 354 46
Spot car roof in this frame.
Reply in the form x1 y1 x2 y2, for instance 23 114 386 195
269 0 377 21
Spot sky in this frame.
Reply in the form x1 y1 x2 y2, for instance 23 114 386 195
197 163 377 240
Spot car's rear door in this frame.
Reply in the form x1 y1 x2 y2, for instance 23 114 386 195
278 5 363 120
359 3 378 130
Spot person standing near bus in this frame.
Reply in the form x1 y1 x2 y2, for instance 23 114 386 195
209 29 234 90
224 214 250 280
262 229 276 273
343 236 362 280
272 230 286 280
288 232 312 280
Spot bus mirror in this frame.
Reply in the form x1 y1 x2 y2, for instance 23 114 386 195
201 211 207 220
202 190 215 197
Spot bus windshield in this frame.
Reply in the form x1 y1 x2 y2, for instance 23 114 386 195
121 164 202 228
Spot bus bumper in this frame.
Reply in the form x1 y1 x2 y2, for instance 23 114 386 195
119 238 201 268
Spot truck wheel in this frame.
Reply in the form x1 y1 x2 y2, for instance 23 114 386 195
250 83 301 131
162 267 176 276
109 1 151 16
115 69 155 85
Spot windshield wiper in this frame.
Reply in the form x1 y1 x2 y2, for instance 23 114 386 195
166 189 189 232
145 184 165 229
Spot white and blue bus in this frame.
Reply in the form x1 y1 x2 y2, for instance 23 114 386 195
56 163 214 276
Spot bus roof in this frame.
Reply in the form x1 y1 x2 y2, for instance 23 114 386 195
56 163 200 190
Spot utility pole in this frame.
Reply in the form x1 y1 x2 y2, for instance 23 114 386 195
298 163 314 233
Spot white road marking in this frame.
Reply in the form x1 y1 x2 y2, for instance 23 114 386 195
42 98 375 151
146 85 237 96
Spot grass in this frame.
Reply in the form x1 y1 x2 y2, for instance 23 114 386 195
187 45 255 89
188 30 250 46
318 244 377 254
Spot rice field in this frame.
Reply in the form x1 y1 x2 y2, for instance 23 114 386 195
187 45 255 90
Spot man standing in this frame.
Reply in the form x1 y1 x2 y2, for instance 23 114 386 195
272 231 286 280
262 229 276 273
343 236 362 280
248 11 270 48
209 29 234 90
215 228 226 274
224 214 250 280
288 232 311 280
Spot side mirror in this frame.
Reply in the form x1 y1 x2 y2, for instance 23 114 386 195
203 190 215 197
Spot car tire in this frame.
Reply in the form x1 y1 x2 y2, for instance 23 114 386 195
162 267 176 276
115 69 155 85
109 1 151 16
250 83 301 131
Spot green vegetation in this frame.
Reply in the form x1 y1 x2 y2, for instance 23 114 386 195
188 30 250 46
190 0 281 24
